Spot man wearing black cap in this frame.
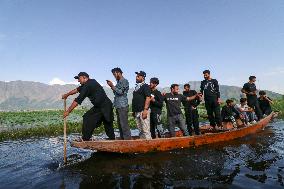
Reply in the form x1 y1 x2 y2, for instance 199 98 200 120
241 76 263 120
200 70 222 129
149 77 164 138
107 67 132 140
62 72 115 141
132 71 152 139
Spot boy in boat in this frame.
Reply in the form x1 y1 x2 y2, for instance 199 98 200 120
235 98 254 125
132 71 152 139
149 77 164 138
241 76 263 120
182 84 201 135
200 70 222 129
163 84 197 137
221 99 240 128
106 67 132 140
62 72 115 141
258 90 273 116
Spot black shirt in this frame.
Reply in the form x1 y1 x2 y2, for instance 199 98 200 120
258 97 272 111
150 89 164 114
221 105 240 121
75 79 110 107
200 79 220 100
164 93 187 117
132 84 151 112
242 82 257 98
182 90 200 109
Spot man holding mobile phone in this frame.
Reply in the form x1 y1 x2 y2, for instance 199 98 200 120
107 68 132 140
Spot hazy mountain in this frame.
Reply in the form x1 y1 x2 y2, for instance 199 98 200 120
0 81 282 111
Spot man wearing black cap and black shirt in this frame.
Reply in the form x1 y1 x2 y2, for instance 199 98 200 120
200 70 222 129
183 84 201 135
242 76 263 120
149 77 164 138
132 71 152 139
62 72 115 141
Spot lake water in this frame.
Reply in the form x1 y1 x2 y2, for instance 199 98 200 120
0 121 283 189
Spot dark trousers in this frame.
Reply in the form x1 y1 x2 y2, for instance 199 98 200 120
184 107 200 135
150 112 162 139
116 107 132 140
247 97 263 120
260 107 272 116
205 98 222 127
82 106 115 141
168 114 189 137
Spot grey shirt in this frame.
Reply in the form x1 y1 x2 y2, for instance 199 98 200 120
113 77 129 108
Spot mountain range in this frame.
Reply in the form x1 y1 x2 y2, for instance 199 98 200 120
0 80 282 111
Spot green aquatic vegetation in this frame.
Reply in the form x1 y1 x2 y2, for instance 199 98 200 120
272 99 284 118
0 105 211 141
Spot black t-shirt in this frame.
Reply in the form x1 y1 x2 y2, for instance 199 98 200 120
182 90 200 108
150 89 164 114
258 97 272 111
75 79 110 107
200 79 220 100
242 82 257 98
164 93 187 117
132 84 151 112
221 105 240 120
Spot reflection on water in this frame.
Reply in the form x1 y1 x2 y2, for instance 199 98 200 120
0 121 283 189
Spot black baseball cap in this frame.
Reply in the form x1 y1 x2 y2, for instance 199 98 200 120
135 71 146 78
74 72 89 79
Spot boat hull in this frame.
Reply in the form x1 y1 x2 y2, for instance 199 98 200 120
71 113 274 153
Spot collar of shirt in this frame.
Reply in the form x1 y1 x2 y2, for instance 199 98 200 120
135 82 145 92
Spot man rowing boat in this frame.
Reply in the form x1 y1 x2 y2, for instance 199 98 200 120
62 72 115 141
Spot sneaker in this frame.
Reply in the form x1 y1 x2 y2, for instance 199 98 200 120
250 120 257 124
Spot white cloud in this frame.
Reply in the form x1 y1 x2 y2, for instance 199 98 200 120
49 78 78 85
263 68 284 76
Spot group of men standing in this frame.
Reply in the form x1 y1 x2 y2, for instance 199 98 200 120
62 68 267 141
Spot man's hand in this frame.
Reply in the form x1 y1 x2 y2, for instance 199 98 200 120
197 92 203 98
142 110 148 119
62 94 69 99
217 98 222 105
63 111 69 118
106 80 114 88
150 96 155 102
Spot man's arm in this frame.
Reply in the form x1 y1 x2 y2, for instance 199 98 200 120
63 100 78 118
151 92 164 108
265 96 274 104
107 80 129 96
142 97 151 119
62 88 79 99
214 79 221 99
200 81 204 94
186 95 197 101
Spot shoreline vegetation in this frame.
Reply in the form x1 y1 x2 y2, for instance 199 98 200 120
0 99 283 142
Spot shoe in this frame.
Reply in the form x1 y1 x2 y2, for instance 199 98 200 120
250 120 257 124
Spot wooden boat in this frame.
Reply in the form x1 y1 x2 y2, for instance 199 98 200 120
71 112 276 153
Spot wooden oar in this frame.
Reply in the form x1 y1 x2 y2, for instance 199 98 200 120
63 99 67 164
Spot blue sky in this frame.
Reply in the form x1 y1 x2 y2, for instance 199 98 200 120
0 0 284 94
